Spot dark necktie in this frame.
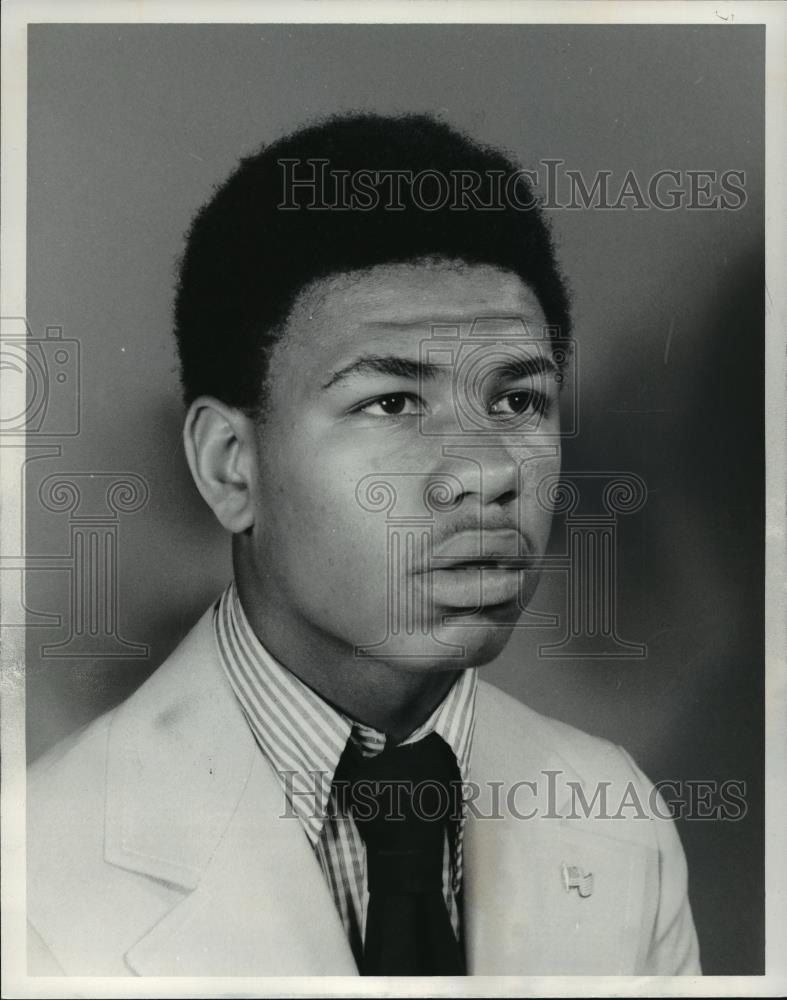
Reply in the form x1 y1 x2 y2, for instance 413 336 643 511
334 730 466 976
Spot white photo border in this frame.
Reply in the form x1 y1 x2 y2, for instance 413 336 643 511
2 2 785 997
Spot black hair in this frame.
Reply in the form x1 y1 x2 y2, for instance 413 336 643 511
174 112 571 413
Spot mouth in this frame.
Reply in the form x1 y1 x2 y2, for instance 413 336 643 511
426 528 533 571
408 528 536 609
415 559 530 609
430 555 532 571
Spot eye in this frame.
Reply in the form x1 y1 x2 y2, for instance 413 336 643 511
489 389 546 418
356 393 422 417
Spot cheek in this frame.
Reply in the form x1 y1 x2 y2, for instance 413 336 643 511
258 440 390 588
266 451 398 645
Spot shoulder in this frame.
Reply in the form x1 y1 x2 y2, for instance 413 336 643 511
27 602 227 840
472 681 702 975
25 605 226 974
473 678 680 852
28 708 115 830
474 678 641 788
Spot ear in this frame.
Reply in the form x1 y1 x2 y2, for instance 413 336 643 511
182 396 258 533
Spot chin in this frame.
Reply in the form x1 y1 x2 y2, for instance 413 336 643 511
439 613 518 668
353 605 518 673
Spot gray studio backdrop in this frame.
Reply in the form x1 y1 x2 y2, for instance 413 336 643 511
24 24 764 974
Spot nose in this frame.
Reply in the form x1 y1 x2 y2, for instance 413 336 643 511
478 446 521 508
437 444 522 510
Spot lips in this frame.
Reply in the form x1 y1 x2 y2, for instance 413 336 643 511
413 528 532 608
421 567 523 608
426 528 532 569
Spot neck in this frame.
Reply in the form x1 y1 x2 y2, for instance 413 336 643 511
233 566 458 743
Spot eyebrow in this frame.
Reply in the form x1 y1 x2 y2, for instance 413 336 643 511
321 352 558 390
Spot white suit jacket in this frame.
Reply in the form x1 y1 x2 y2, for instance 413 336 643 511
27 606 701 976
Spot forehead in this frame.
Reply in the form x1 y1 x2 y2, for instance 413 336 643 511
294 261 543 329
273 262 547 379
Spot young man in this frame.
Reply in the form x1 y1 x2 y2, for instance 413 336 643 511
27 113 701 977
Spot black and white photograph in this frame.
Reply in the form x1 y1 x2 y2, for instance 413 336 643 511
1 1 785 996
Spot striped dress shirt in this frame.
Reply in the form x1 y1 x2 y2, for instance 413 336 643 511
213 581 477 964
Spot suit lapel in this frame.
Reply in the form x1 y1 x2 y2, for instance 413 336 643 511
104 607 357 976
464 684 651 975
124 753 357 975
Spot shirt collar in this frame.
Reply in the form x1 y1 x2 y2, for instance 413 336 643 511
213 581 477 844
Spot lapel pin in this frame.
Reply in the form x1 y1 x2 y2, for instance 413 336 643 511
561 862 594 898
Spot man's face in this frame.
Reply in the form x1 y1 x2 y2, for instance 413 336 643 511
246 262 562 671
